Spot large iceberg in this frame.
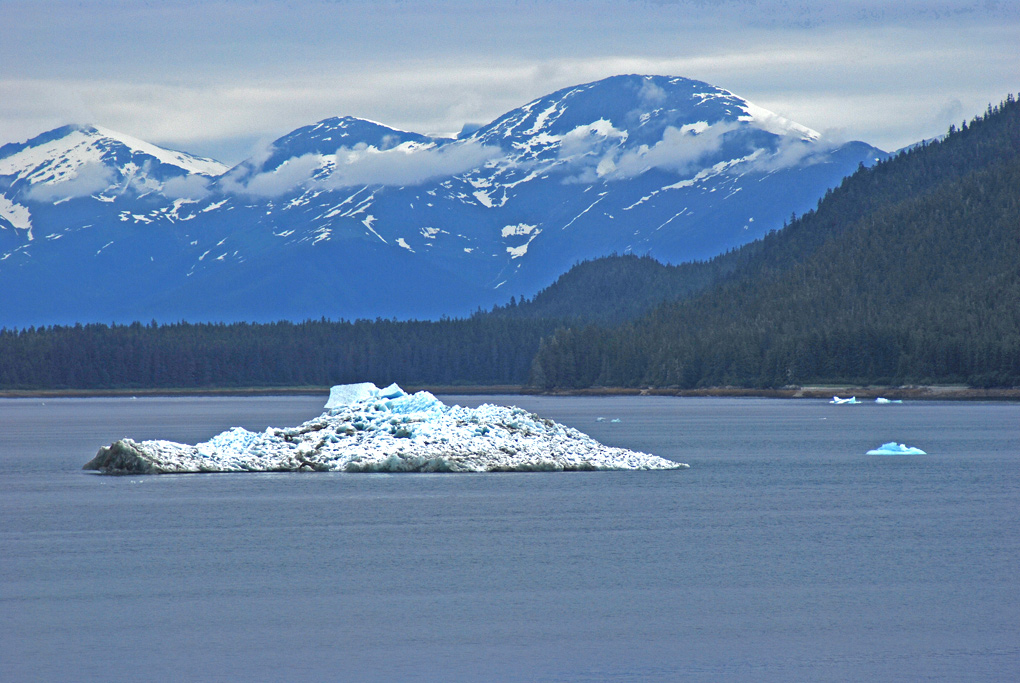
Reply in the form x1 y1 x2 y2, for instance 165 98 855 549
866 442 927 456
84 383 687 474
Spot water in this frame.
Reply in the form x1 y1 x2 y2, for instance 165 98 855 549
1 395 1018 681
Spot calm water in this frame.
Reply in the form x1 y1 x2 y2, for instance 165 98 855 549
1 395 1018 682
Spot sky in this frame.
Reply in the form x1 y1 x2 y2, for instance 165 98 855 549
2 0 1017 164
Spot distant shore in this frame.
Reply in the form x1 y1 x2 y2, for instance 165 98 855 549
541 385 1020 401
1 384 1018 400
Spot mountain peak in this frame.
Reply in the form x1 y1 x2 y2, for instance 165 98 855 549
466 74 823 174
0 123 228 196
231 115 436 179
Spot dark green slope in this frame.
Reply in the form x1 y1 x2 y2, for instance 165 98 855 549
500 98 1020 328
492 253 742 325
530 96 1020 389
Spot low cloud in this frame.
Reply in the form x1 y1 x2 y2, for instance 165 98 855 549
611 122 738 178
322 140 501 189
228 153 326 197
743 136 835 173
557 119 628 159
217 140 502 197
564 119 839 182
25 162 115 201
637 79 667 105
161 174 212 200
567 122 737 182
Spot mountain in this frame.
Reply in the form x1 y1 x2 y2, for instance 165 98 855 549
3 96 1014 392
527 95 1020 389
0 75 885 327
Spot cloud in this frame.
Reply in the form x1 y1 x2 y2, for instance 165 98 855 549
25 162 115 201
161 174 212 200
220 152 326 197
580 122 737 182
217 140 502 196
638 78 667 105
743 136 837 173
560 117 840 183
322 140 501 189
1 1 1016 161
557 119 629 158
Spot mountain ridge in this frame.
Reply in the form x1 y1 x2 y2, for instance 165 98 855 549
1 74 886 327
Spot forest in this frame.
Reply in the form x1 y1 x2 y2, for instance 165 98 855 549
2 95 1018 391
529 95 1020 389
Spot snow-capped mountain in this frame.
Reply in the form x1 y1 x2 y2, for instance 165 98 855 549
0 75 886 326
0 124 226 247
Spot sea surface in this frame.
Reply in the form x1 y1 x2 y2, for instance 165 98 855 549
1 395 1018 682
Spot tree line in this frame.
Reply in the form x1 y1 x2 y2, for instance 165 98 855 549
0 316 559 389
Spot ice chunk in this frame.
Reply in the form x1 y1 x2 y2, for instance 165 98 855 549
875 397 903 404
84 386 688 474
386 390 443 415
378 383 406 399
867 442 926 455
324 382 382 410
830 396 859 404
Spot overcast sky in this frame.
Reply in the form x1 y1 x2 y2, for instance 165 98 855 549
2 0 1017 164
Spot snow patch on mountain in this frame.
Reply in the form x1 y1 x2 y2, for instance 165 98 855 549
0 195 33 238
738 101 820 141
91 126 228 177
0 128 105 185
501 223 538 238
0 125 228 207
25 162 116 202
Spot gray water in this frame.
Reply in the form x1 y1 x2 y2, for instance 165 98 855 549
1 395 1018 681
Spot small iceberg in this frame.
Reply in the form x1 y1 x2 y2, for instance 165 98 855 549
84 383 688 474
875 397 903 404
866 442 927 456
831 396 860 404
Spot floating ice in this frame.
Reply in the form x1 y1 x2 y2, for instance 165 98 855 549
324 381 391 409
866 442 927 456
874 397 903 404
830 396 860 404
84 383 687 474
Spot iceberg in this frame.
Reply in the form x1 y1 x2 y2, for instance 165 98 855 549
830 396 860 404
874 397 903 404
866 442 927 456
84 383 688 474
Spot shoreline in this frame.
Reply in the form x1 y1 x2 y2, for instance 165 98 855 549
1 384 1018 401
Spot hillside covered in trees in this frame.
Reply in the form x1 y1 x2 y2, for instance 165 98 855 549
1 95 1017 391
529 96 1020 389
